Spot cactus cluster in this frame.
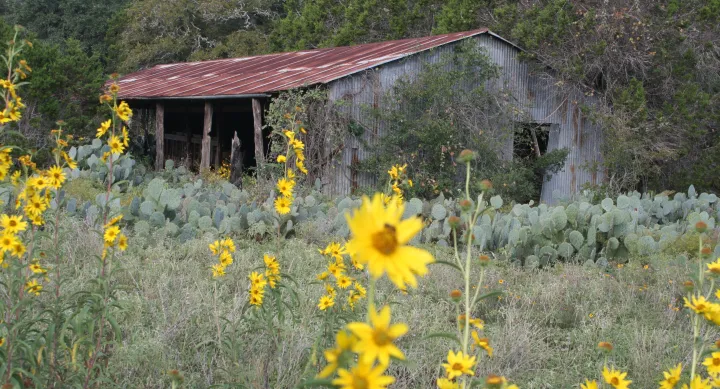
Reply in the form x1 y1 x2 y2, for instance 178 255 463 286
60 146 720 264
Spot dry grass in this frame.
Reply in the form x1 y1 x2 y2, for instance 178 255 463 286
53 217 702 388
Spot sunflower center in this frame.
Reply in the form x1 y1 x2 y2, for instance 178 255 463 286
8 220 16 227
714 357 720 366
373 329 391 346
697 304 707 311
452 362 464 371
352 376 369 389
668 377 678 384
611 377 619 385
372 224 398 255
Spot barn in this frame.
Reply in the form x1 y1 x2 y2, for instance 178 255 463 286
115 29 604 204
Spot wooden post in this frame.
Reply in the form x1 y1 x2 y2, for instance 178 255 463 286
201 101 213 170
252 98 264 169
155 102 164 171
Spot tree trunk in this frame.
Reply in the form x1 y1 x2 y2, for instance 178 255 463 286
155 102 164 171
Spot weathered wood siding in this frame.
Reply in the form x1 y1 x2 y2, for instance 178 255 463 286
325 34 604 203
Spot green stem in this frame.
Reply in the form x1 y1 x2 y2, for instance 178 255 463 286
464 162 471 201
691 234 704 379
366 277 376 323
452 229 464 272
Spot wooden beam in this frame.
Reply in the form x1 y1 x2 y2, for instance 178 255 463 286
252 98 264 169
201 101 213 170
155 102 164 171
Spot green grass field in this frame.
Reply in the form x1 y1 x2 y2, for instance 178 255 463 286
53 217 699 388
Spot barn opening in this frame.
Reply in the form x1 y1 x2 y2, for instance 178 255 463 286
130 97 269 174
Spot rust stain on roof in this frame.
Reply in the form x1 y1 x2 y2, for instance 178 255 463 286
115 29 490 100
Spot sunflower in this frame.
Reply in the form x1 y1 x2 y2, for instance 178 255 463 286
328 262 346 277
336 275 353 289
122 126 130 146
347 305 407 366
274 196 292 215
685 295 718 320
436 378 459 389
115 101 133 122
276 178 295 197
682 375 711 389
581 380 598 389
11 242 25 257
353 282 366 297
25 279 42 296
211 264 225 278
221 238 235 253
318 295 334 310
441 350 476 380
29 263 47 274
602 366 632 389
458 315 485 330
318 330 356 378
219 251 233 266
660 363 682 389
104 225 120 245
249 285 264 297
297 160 308 174
708 259 720 275
317 271 330 281
117 234 128 251
703 352 720 376
249 294 263 306
109 135 125 154
96 119 111 138
325 284 337 297
0 232 19 252
47 166 66 189
332 361 394 389
209 240 221 255
0 214 27 234
345 194 433 289
471 331 493 357
277 155 287 163
103 215 123 228
249 272 266 287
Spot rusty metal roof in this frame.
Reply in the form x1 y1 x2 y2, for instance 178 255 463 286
115 29 495 100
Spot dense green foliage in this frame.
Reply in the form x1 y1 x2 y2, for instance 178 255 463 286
1 0 718 197
359 43 567 201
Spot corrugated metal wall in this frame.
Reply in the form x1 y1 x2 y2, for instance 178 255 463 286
325 34 604 203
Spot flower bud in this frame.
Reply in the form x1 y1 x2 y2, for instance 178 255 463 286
702 246 713 257
478 254 491 266
459 199 473 212
598 341 613 352
485 374 505 388
457 149 476 163
715 339 720 349
683 280 695 291
696 221 708 233
448 216 461 230
479 179 493 191
450 289 462 302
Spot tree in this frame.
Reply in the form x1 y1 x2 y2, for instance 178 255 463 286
114 0 282 72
